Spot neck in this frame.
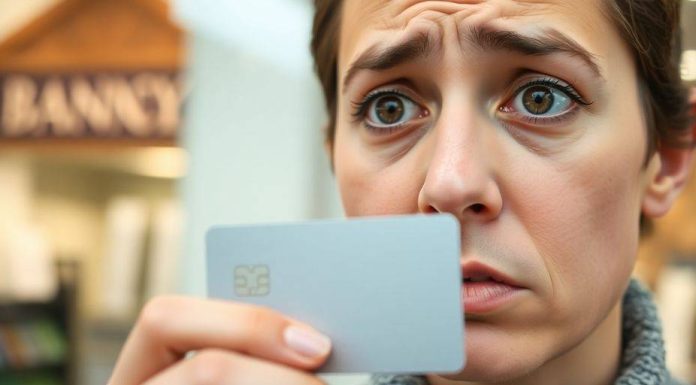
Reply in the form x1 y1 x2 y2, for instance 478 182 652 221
427 302 623 385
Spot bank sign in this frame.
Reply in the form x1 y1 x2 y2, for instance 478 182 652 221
0 72 183 140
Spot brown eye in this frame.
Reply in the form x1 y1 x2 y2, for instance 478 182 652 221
374 96 405 124
499 78 583 125
522 86 554 114
363 92 424 129
507 81 574 119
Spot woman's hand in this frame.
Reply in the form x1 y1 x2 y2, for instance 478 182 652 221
107 296 332 385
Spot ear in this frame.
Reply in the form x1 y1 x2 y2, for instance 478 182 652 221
642 88 696 218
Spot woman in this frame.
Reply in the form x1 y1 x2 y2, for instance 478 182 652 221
108 1 695 384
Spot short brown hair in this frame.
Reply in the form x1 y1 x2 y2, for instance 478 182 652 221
311 0 342 145
310 0 694 235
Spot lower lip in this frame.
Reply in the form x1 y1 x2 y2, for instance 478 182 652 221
461 281 523 314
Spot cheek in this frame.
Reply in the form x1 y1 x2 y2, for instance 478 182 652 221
334 125 425 217
512 121 644 313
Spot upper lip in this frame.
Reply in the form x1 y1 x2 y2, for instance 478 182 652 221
461 261 524 288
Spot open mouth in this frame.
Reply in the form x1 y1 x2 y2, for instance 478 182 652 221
461 261 521 287
459 261 526 314
463 275 505 283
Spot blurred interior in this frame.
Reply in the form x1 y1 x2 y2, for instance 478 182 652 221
0 0 693 384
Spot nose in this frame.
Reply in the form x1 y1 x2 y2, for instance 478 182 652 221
417 101 503 223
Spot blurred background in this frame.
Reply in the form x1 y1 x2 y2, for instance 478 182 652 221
0 0 692 384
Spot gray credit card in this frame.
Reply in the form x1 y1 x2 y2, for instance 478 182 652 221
206 214 465 374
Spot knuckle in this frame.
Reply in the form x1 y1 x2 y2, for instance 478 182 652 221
188 350 234 385
137 296 181 338
237 305 282 341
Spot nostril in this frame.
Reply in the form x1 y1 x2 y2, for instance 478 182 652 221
470 203 485 213
425 205 439 214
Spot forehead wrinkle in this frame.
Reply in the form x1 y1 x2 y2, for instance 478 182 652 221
348 0 599 40
342 0 580 61
340 0 610 89
380 0 558 28
388 0 487 27
342 18 605 93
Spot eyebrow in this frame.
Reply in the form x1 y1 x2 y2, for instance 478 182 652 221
342 25 604 92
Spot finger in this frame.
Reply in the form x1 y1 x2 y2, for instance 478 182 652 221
142 349 328 385
108 296 331 385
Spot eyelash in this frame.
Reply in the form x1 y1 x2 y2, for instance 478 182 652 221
350 88 430 135
500 77 593 127
350 77 593 133
512 77 592 107
351 89 409 120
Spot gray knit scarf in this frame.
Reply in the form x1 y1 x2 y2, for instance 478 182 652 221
368 279 687 385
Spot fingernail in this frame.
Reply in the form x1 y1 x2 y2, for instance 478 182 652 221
283 326 331 358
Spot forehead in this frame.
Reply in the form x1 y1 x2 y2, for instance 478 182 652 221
338 0 614 75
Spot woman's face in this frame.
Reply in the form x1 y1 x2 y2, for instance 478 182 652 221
332 0 659 382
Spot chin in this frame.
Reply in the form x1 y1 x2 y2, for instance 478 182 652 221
438 361 536 383
439 354 539 383
436 323 548 383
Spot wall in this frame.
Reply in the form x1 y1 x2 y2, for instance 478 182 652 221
174 1 352 383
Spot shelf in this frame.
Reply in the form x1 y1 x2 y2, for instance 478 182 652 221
0 261 78 385
0 362 64 373
0 145 187 179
